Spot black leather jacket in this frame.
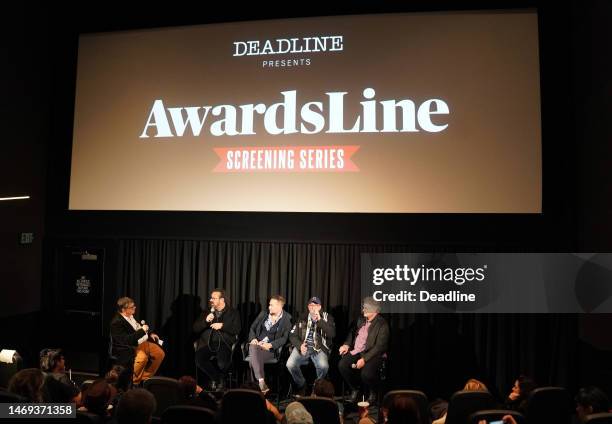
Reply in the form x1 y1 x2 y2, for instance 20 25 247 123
289 311 335 355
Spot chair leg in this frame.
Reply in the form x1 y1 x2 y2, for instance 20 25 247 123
276 364 281 407
195 360 199 386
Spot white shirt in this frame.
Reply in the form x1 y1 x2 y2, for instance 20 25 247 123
121 314 148 345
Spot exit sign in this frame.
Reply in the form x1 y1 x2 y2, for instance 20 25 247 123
20 233 34 244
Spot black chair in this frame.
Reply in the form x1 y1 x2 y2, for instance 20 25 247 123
108 335 119 365
0 389 26 403
194 338 239 389
340 353 388 403
585 412 612 424
525 386 572 424
220 389 269 423
299 396 341 424
143 376 182 417
445 390 498 424
242 342 286 404
161 405 216 424
381 390 430 424
469 409 526 424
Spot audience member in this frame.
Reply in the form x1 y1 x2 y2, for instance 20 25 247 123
106 365 132 410
505 375 537 413
362 393 421 424
106 365 132 393
386 395 420 424
575 386 611 422
8 368 45 402
116 388 156 424
39 348 81 404
312 378 344 421
177 375 218 411
285 401 314 424
79 379 116 420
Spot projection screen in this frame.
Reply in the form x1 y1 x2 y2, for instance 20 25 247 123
69 11 542 213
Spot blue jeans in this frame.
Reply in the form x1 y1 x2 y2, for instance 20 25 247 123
286 347 329 388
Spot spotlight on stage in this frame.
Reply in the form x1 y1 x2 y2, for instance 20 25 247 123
0 349 23 388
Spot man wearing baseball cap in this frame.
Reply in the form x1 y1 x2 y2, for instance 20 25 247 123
287 296 336 396
338 296 389 404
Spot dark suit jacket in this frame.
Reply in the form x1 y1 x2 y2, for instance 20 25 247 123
193 306 241 351
109 313 146 366
343 314 389 362
248 310 293 351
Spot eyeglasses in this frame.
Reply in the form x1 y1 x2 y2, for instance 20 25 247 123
126 305 136 309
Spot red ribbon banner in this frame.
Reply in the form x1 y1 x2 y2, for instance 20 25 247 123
212 145 360 172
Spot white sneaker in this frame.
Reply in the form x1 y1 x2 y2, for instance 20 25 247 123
259 380 270 394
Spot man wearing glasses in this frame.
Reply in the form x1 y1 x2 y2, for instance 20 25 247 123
338 296 389 405
193 288 241 391
110 297 165 384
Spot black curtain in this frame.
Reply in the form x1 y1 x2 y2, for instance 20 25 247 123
116 239 578 399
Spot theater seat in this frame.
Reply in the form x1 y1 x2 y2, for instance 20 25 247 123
0 389 26 403
219 389 269 423
382 390 430 424
526 387 572 424
161 405 215 424
584 412 612 424
299 396 341 424
444 390 498 424
469 409 526 424
143 376 182 417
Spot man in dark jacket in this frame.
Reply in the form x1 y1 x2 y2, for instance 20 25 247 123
110 297 165 384
287 296 335 395
193 288 241 391
247 295 292 393
338 296 389 404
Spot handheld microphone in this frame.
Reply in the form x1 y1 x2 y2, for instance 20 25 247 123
141 320 148 332
206 307 215 323
351 363 357 368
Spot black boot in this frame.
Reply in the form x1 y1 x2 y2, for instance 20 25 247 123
294 384 306 398
216 379 226 392
348 389 360 403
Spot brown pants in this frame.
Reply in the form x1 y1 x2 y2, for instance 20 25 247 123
133 341 165 384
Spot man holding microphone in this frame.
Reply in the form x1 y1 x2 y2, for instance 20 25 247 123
110 297 165 385
193 288 241 391
287 296 335 396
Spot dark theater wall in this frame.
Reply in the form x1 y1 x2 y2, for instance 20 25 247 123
0 5 48 318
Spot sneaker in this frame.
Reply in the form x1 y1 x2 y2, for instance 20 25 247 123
259 380 270 394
